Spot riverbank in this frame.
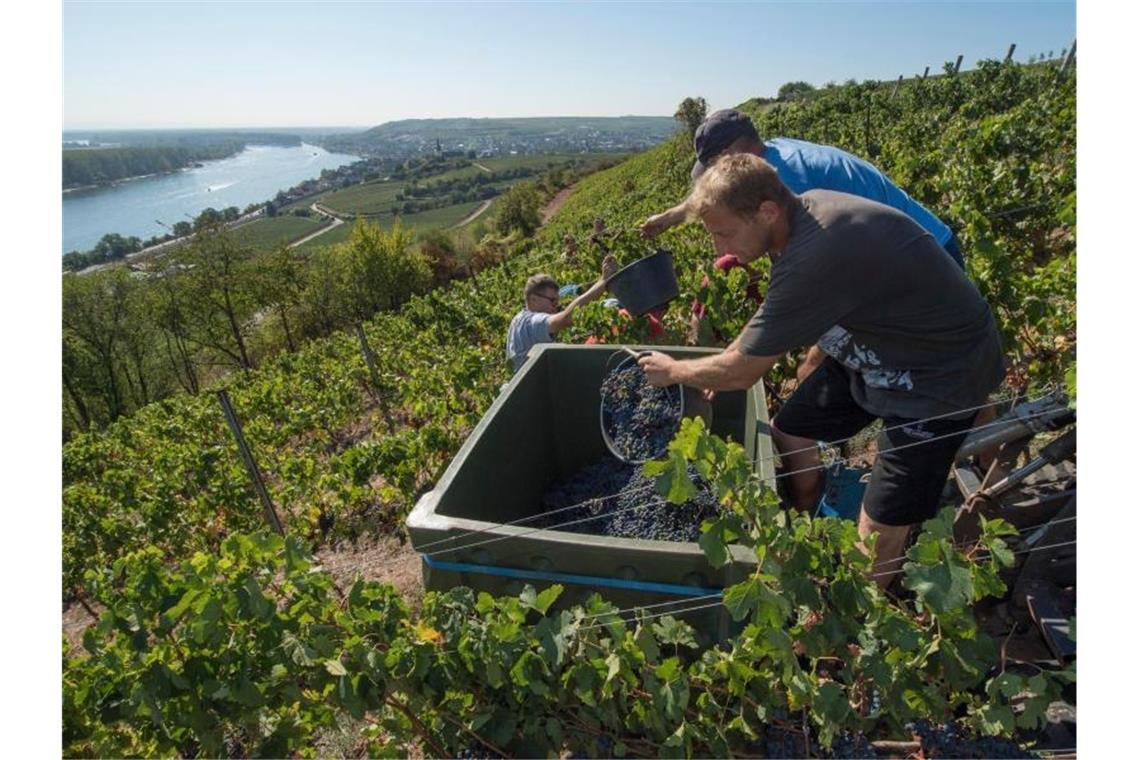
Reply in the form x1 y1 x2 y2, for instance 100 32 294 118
63 143 361 254
63 169 181 195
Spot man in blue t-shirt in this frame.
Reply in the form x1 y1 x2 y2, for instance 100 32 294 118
640 109 964 269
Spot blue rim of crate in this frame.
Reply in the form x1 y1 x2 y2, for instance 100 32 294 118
422 554 724 598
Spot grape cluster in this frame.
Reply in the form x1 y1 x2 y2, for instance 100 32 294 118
905 720 1031 758
821 730 877 759
539 457 718 542
453 744 502 759
601 361 683 462
763 724 812 759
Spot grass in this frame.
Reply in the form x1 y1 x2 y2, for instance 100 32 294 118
232 215 327 251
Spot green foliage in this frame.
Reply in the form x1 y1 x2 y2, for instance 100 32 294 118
777 81 816 100
674 96 709 134
493 182 542 237
329 219 431 323
63 142 244 189
66 421 1072 757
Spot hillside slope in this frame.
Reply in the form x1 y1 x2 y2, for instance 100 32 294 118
64 59 1076 758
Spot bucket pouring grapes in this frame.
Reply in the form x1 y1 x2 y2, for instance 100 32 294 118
600 350 685 464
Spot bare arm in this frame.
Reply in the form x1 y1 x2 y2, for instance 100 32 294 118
639 201 690 239
548 255 617 334
638 345 779 391
797 344 827 382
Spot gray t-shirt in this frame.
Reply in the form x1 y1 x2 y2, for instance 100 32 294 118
506 309 553 373
739 190 1004 419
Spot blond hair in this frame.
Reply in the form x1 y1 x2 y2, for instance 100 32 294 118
687 153 794 220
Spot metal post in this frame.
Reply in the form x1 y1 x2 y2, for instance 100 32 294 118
1056 39 1076 83
355 323 395 432
355 323 383 390
953 55 964 75
1005 43 1017 62
218 389 285 536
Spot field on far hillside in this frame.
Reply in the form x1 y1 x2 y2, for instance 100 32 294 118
231 215 328 249
310 153 621 217
293 199 488 253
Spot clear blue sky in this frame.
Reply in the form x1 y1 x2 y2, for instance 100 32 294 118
65 1 1075 129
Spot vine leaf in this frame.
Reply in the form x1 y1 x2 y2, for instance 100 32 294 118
903 556 974 612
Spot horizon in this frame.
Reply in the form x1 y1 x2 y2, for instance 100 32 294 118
61 114 675 133
64 1 1074 131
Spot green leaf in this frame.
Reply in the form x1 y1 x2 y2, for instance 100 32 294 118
902 557 974 612
533 584 563 614
698 518 731 568
325 658 348 677
282 631 316 667
510 651 550 696
723 577 763 622
635 624 660 662
654 452 698 504
977 704 1016 736
814 680 850 724
605 653 621 684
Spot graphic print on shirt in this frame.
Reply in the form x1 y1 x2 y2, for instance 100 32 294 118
817 325 914 391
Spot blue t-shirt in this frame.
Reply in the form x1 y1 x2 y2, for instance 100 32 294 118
506 309 553 373
763 137 956 255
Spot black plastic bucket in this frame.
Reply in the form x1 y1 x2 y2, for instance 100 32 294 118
605 248 679 317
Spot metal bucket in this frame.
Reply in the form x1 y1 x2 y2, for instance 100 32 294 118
599 352 685 464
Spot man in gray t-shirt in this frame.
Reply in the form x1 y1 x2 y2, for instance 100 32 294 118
507 255 616 373
637 153 1003 587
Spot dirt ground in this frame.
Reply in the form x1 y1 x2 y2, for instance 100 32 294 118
540 184 577 225
315 534 425 613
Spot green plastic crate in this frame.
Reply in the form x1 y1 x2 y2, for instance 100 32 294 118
405 343 776 643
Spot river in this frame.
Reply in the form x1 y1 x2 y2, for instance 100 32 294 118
62 143 360 254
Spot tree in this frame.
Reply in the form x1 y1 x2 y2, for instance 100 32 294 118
62 268 134 423
332 219 430 324
149 272 200 395
251 244 307 352
674 96 709 134
777 80 815 100
493 182 542 237
222 206 240 222
171 225 258 370
195 207 222 230
417 229 461 286
172 221 193 238
93 233 142 262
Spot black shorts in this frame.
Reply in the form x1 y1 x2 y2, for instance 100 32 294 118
773 357 975 526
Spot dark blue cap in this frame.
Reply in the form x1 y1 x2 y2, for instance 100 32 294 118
691 109 760 179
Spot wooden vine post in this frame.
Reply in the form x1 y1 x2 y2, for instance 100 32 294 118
922 65 930 80
1005 43 1017 62
953 54 964 75
218 389 285 536
890 74 903 99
